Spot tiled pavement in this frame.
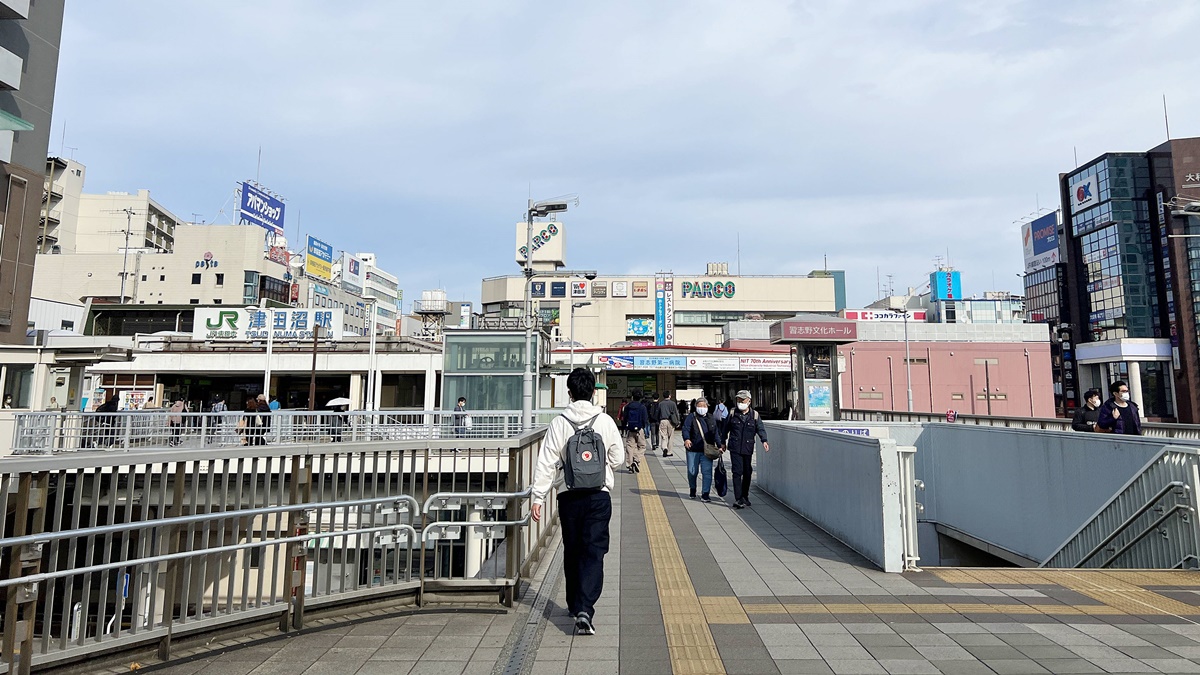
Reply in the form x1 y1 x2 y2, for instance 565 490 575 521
144 436 1200 674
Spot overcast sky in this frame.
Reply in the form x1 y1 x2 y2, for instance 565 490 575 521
50 1 1200 308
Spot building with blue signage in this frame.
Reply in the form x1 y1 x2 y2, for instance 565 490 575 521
1047 135 1200 423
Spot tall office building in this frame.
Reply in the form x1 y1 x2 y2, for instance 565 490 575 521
0 0 65 343
1051 136 1200 422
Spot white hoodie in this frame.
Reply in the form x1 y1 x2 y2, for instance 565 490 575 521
531 400 626 505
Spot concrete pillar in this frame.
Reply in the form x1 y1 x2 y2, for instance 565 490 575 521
349 373 363 410
1128 361 1143 409
424 364 438 410
30 363 50 410
464 510 483 579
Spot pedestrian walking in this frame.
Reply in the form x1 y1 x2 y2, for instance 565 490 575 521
240 399 258 445
254 394 272 445
682 397 721 503
622 390 649 473
720 390 769 509
647 392 661 454
208 395 228 445
168 400 185 446
1071 389 1102 432
1097 380 1143 435
453 397 469 438
531 368 625 636
714 398 729 428
657 391 681 457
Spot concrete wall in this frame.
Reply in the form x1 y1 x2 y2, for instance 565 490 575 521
758 422 908 572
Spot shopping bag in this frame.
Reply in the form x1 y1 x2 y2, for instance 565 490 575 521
713 456 728 498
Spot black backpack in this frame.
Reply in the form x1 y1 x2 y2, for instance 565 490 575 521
563 414 607 490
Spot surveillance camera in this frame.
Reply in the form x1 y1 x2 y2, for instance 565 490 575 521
584 272 597 281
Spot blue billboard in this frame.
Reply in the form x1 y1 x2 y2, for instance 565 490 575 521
930 270 962 301
550 282 566 298
239 182 286 235
654 286 666 346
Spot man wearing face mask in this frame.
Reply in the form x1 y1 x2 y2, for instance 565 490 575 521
1097 380 1143 435
682 397 720 502
719 390 769 509
1071 389 1102 432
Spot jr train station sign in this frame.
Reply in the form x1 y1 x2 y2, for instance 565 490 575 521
193 307 345 341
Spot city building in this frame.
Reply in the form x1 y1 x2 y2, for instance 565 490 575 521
37 155 85 253
1036 136 1200 422
358 252 401 334
0 0 65 343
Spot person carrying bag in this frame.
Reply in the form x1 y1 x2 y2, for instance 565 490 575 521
682 397 720 503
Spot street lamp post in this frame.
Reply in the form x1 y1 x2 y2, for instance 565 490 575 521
903 309 913 412
261 303 275 399
366 297 378 410
521 198 578 430
570 301 591 370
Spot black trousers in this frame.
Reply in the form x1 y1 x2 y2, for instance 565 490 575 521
730 452 753 502
557 489 612 618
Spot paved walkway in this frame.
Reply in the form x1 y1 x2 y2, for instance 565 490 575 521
142 438 1200 675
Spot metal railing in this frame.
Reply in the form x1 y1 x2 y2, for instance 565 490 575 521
9 409 562 456
841 408 1200 440
0 430 555 674
1042 446 1200 569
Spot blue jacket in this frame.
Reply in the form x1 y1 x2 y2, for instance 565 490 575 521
623 401 648 431
721 408 767 455
682 412 719 453
1097 398 1142 435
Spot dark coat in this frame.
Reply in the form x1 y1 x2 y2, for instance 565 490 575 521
681 412 719 453
658 399 681 427
1097 398 1142 435
1071 405 1101 432
722 408 767 455
624 401 648 430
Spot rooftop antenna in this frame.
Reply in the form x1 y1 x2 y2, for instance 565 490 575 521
885 273 895 297
1164 94 1171 140
737 233 741 275
191 212 203 224
256 146 262 183
58 121 66 156
1073 146 1079 168
876 267 880 299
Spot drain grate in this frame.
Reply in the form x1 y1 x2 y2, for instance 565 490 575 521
500 542 564 675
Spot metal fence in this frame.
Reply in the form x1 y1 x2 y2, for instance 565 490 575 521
841 408 1200 440
0 430 555 674
9 410 562 455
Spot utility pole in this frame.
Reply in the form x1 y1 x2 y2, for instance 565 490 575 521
119 208 135 303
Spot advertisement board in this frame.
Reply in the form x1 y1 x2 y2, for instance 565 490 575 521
841 309 926 322
550 282 566 298
634 355 686 370
193 307 344 341
661 276 675 344
306 236 334 282
805 381 834 421
687 356 740 371
591 282 607 298
1022 212 1059 272
514 221 566 267
739 356 792 371
929 270 962 301
633 281 648 298
654 280 666 346
626 318 655 337
267 245 289 266
571 280 587 298
341 252 364 294
599 355 634 370
1070 174 1100 214
239 182 286 235
612 281 628 297
531 281 546 298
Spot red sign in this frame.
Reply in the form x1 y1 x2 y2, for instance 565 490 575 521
290 282 300 303
946 409 958 423
268 246 290 266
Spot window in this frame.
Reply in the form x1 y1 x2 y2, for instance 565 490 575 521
157 301 163 304
191 273 202 285
858 392 883 400
189 299 199 304
159 275 166 282
141 274 147 282
2 365 34 408
60 320 74 331
215 273 224 287
951 393 964 400
214 299 222 304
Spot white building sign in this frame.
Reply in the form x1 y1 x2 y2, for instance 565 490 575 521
193 307 345 341
1070 174 1099 214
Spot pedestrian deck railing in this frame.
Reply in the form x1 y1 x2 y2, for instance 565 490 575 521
8 409 561 456
0 430 557 674
1042 445 1200 569
841 408 1200 440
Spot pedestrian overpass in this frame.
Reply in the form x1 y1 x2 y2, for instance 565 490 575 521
6 411 1200 674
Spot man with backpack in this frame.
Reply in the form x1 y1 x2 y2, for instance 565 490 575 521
531 368 625 636
647 392 661 454
720 390 769 509
622 390 649 473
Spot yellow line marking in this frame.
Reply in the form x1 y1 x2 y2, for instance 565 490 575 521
637 465 727 674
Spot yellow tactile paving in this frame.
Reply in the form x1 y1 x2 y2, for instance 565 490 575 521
636 467 727 675
699 597 750 625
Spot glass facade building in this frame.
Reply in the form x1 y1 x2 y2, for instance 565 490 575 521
441 331 543 410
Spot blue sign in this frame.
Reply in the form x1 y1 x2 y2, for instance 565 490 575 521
313 284 329 296
654 290 666 346
634 355 686 370
531 282 546 298
550 282 566 298
239 182 286 235
1030 212 1057 255
929 270 962 301
820 427 871 436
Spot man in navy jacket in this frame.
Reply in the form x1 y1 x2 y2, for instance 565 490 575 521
720 390 769 509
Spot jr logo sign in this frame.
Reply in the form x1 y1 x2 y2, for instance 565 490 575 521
206 311 239 331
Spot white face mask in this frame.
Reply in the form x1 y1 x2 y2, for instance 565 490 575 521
1088 398 1100 408
696 407 708 416
737 402 750 412
1119 392 1131 402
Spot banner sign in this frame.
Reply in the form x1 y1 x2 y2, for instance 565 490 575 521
739 356 792 371
771 319 858 342
634 355 686 370
612 281 628 297
531 281 546 298
627 318 655 337
1071 174 1100 214
306 236 334 282
655 279 667 346
193 307 344 341
1022 212 1060 272
842 309 926 322
599 355 634 370
633 281 648 298
341 252 364 294
239 182 286 235
267 245 289 266
687 356 740 371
